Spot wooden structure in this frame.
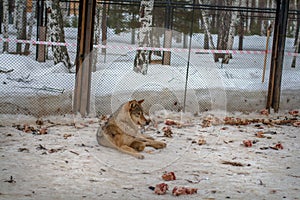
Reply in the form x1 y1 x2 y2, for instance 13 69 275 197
267 0 290 112
36 0 46 62
73 0 96 116
162 1 173 65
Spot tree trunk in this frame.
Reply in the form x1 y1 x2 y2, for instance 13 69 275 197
130 12 137 45
183 33 188 48
199 0 216 51
238 12 244 50
133 0 154 75
258 1 263 35
238 0 247 50
0 0 3 34
47 0 72 70
224 0 240 64
101 3 107 56
2 0 9 53
291 36 299 68
294 0 300 46
13 0 18 28
245 0 250 33
199 12 209 49
92 3 103 71
24 0 37 53
16 0 26 54
249 0 257 34
216 0 231 63
291 14 299 68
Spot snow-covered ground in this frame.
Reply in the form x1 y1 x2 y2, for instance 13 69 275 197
0 110 299 199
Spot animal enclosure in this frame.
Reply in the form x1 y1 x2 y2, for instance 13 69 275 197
0 0 299 116
0 1 300 200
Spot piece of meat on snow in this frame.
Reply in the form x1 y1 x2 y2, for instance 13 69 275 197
172 186 198 196
154 183 168 195
162 171 176 181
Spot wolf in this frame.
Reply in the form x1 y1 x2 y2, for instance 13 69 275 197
96 99 166 159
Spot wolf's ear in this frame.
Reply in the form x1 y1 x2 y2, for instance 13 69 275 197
129 100 137 108
138 99 144 104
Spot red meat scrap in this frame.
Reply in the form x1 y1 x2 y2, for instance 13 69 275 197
172 186 198 196
162 171 176 181
154 183 169 195
243 140 252 147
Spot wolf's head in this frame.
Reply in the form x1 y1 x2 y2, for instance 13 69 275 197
129 99 150 126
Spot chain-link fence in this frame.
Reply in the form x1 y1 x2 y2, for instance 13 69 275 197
0 0 299 116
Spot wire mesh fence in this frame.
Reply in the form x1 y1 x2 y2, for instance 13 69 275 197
0 0 299 116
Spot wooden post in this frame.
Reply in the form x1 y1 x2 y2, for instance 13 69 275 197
262 25 272 83
266 0 290 112
37 26 46 62
36 0 45 61
162 29 172 65
73 0 96 116
162 2 172 65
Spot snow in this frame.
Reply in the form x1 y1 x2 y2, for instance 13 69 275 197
0 110 299 199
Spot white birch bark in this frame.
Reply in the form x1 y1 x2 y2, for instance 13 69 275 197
92 3 103 71
227 0 240 50
2 0 9 53
133 0 154 75
198 0 216 50
224 0 241 63
25 0 37 53
46 0 72 70
13 0 20 28
16 0 26 53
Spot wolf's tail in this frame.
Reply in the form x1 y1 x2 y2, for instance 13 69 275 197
96 126 113 147
96 127 102 145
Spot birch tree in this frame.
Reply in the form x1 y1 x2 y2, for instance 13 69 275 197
223 0 242 64
13 0 18 28
133 0 154 75
46 0 72 70
198 0 216 54
215 0 231 63
92 3 103 71
24 0 37 53
2 0 9 53
15 0 27 54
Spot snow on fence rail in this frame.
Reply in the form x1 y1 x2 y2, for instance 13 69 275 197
1 37 299 57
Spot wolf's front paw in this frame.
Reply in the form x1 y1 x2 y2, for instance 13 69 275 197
136 154 145 159
153 141 167 149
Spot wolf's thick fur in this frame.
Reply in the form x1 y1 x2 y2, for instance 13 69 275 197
96 99 166 159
